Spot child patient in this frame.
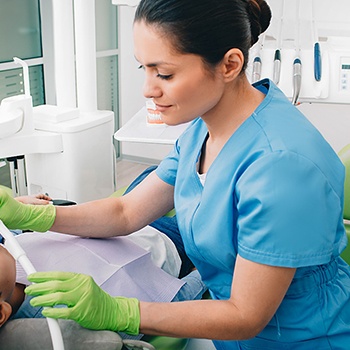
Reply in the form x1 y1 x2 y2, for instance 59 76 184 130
0 193 51 326
0 244 20 327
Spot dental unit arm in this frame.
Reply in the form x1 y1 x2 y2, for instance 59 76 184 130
0 220 65 350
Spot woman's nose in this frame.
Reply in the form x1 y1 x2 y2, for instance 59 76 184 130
143 76 161 99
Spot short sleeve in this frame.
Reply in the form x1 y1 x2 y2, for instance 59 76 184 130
236 151 343 267
156 139 180 186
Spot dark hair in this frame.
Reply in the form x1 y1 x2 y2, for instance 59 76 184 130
134 0 271 72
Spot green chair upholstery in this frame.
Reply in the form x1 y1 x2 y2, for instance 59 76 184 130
338 144 350 265
143 335 189 350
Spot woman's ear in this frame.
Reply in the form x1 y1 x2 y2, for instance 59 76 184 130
0 301 12 327
221 48 244 82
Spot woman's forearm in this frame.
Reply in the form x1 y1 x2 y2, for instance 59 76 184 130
139 299 262 341
51 198 130 237
139 259 295 341
50 173 175 238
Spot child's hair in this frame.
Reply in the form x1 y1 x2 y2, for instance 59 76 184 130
134 0 271 72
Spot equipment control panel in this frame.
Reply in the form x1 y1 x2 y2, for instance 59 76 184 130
340 57 350 92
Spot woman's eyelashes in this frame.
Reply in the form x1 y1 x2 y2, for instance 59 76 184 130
138 65 173 80
157 73 173 80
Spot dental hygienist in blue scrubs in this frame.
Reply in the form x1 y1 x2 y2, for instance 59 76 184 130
1 0 350 348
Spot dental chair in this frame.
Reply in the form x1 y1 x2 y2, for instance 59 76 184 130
338 144 350 265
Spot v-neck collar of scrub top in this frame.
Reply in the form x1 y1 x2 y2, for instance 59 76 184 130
193 78 273 186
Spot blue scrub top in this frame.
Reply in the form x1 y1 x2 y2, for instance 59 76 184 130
157 79 350 349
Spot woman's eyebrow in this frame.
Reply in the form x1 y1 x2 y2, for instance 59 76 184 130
134 56 176 68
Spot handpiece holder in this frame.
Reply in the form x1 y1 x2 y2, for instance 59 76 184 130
0 220 65 350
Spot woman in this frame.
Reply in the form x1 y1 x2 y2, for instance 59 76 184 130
1 0 350 348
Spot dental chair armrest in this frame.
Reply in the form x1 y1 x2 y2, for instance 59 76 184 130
0 319 124 350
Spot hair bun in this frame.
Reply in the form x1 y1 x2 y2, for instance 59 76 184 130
247 0 272 45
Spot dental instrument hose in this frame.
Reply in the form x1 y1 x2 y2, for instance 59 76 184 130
312 0 322 81
292 0 302 106
0 220 65 350
273 0 284 85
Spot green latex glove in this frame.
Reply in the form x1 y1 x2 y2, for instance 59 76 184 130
25 271 140 335
0 188 55 232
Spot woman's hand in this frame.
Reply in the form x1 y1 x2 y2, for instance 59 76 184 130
0 188 55 232
25 271 140 334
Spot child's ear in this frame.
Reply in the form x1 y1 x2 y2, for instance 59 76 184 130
0 301 12 327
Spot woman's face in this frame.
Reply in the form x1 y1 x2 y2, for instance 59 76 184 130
0 245 16 303
133 21 226 126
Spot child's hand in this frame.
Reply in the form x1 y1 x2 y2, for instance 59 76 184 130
15 194 52 206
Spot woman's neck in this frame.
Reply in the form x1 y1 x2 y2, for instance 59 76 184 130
199 77 265 174
202 76 264 142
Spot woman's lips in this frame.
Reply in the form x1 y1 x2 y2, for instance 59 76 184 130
155 103 172 113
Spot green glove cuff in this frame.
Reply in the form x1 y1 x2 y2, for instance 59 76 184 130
112 297 140 335
22 202 56 232
0 188 56 232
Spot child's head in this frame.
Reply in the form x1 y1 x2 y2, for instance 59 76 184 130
0 245 16 326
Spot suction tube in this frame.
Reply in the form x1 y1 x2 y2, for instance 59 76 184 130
0 220 65 350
